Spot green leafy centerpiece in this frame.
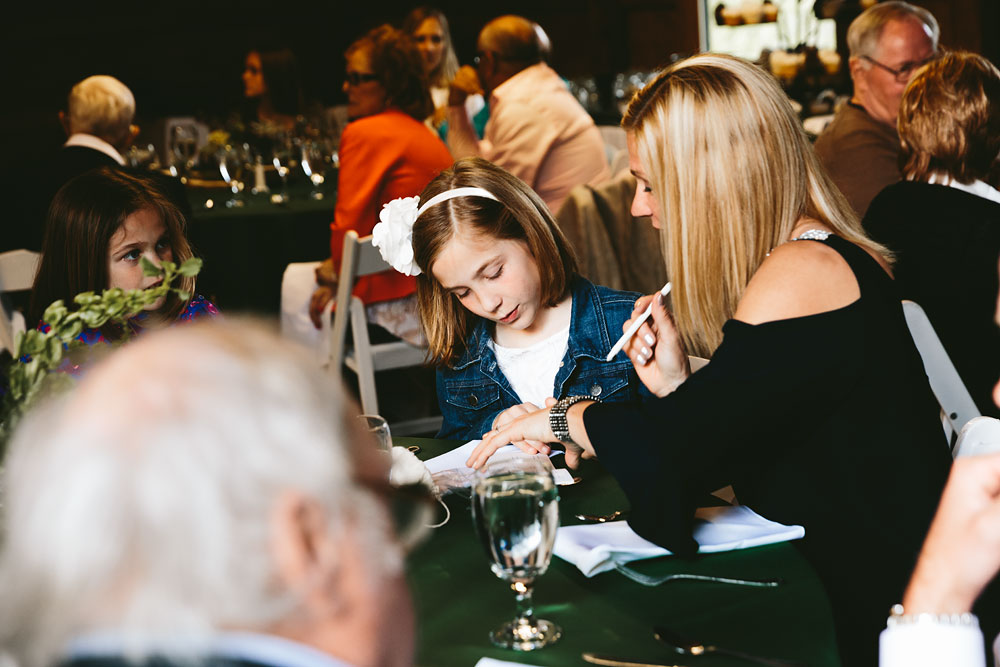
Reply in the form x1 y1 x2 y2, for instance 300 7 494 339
1 257 202 452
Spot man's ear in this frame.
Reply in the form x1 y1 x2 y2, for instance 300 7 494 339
848 56 867 91
124 124 140 149
270 490 345 617
58 110 71 137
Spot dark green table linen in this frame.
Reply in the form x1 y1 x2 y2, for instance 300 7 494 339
395 437 841 667
185 180 334 314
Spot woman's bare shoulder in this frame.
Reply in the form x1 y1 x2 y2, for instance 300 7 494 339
734 239 862 325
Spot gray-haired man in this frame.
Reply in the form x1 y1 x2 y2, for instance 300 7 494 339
815 1 938 217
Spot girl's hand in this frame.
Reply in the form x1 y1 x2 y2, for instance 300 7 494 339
493 402 551 457
468 404 556 469
468 399 596 470
309 286 334 329
623 291 690 397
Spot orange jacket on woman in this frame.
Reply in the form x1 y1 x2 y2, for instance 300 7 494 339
332 109 453 304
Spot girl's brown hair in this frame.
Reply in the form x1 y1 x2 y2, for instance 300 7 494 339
412 157 577 367
29 167 196 336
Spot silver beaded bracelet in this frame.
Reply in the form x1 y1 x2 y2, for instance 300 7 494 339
886 603 980 628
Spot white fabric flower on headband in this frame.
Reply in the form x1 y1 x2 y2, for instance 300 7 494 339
372 186 500 278
372 196 422 276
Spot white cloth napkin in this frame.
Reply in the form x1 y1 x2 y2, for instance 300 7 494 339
554 505 805 577
474 659 538 667
424 440 574 490
279 262 331 364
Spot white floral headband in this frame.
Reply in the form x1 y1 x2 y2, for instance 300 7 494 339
371 187 499 276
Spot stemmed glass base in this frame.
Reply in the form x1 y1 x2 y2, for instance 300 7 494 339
489 617 562 651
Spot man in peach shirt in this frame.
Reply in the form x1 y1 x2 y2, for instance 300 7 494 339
446 15 610 214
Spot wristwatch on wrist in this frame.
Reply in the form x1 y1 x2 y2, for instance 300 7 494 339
549 395 598 446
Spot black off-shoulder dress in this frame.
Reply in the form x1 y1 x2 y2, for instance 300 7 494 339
583 234 952 667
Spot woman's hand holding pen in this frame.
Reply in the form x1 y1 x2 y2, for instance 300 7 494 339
624 291 690 397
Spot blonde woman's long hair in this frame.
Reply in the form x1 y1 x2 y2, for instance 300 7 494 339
622 53 886 357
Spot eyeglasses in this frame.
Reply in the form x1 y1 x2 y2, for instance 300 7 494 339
354 472 440 551
345 70 379 86
861 54 936 83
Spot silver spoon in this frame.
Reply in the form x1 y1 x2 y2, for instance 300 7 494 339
654 626 806 667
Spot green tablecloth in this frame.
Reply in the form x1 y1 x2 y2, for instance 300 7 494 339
185 181 334 314
396 437 841 667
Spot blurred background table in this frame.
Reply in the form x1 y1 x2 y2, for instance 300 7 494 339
185 180 333 315
397 437 841 667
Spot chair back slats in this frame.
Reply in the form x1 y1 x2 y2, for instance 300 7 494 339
327 232 440 435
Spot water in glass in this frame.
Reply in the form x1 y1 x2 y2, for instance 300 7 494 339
472 456 562 650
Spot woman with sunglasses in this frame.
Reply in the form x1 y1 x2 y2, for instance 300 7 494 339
308 25 453 344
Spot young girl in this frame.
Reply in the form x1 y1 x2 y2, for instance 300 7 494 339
373 157 650 443
30 167 217 355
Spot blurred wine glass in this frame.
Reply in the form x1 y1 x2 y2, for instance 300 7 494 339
217 143 247 208
300 137 335 200
125 143 159 170
270 134 295 204
168 124 199 176
357 414 392 454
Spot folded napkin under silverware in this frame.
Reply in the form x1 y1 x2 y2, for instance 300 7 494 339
555 505 805 577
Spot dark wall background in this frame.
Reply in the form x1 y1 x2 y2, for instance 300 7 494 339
2 0 995 235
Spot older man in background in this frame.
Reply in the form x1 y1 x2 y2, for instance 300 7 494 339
814 1 938 217
16 75 138 252
446 15 610 214
0 321 415 667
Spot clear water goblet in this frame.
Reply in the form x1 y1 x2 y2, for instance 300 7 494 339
472 455 562 651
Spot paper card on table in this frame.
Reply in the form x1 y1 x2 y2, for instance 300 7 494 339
554 505 805 577
474 658 538 667
424 439 572 490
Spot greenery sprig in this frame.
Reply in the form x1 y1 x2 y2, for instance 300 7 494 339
1 256 202 451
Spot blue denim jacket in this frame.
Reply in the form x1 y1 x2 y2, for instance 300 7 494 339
436 276 651 441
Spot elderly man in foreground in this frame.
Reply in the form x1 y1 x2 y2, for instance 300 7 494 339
446 14 610 214
0 321 415 667
814 1 938 217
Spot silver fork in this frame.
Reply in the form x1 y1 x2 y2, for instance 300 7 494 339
616 564 783 587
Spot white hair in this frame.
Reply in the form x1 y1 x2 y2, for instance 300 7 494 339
67 75 136 148
0 320 400 667
846 1 939 60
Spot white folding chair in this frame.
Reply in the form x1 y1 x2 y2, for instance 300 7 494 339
953 417 1000 459
0 249 40 356
328 231 441 436
902 299 980 448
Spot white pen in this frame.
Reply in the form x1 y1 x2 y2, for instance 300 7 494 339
605 282 672 362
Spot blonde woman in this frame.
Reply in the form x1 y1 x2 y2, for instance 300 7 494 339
471 54 952 667
403 6 486 140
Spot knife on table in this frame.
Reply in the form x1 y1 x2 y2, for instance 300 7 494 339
581 652 687 667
